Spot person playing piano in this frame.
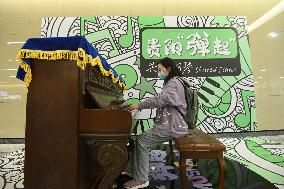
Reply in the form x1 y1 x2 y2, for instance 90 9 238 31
125 57 189 189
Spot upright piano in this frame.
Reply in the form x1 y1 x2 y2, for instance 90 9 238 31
17 37 132 189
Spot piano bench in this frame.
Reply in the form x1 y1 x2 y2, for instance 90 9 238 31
171 128 226 189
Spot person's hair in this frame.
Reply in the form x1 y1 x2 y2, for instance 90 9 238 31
158 57 182 84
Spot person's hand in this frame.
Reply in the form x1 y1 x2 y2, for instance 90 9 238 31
128 104 139 111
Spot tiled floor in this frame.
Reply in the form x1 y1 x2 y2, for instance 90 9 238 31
0 132 284 189
0 144 24 157
261 135 284 144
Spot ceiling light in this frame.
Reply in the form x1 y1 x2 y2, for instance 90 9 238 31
0 84 25 87
260 69 266 72
0 69 17 71
9 76 16 78
254 81 259 84
6 42 26 45
0 91 8 96
258 76 263 79
248 1 284 33
280 77 284 79
3 95 22 100
8 60 12 62
268 32 278 38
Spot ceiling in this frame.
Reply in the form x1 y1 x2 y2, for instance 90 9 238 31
0 0 283 86
0 0 283 131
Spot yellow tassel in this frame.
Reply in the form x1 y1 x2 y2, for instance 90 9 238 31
16 49 127 91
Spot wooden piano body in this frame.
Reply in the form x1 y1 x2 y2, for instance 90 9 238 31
24 59 131 189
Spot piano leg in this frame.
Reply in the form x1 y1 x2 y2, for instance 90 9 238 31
96 143 127 189
81 135 128 189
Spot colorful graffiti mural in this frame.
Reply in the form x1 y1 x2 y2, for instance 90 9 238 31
41 16 256 134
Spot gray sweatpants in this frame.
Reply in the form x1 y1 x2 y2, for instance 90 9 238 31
125 128 173 182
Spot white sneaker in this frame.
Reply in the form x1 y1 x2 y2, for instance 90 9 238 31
121 171 132 177
124 179 149 189
112 182 117 188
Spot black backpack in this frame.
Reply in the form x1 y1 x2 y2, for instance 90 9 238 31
176 78 199 129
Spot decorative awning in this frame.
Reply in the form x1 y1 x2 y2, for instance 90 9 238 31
16 36 126 90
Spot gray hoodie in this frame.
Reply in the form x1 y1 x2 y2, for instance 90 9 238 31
138 77 188 138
